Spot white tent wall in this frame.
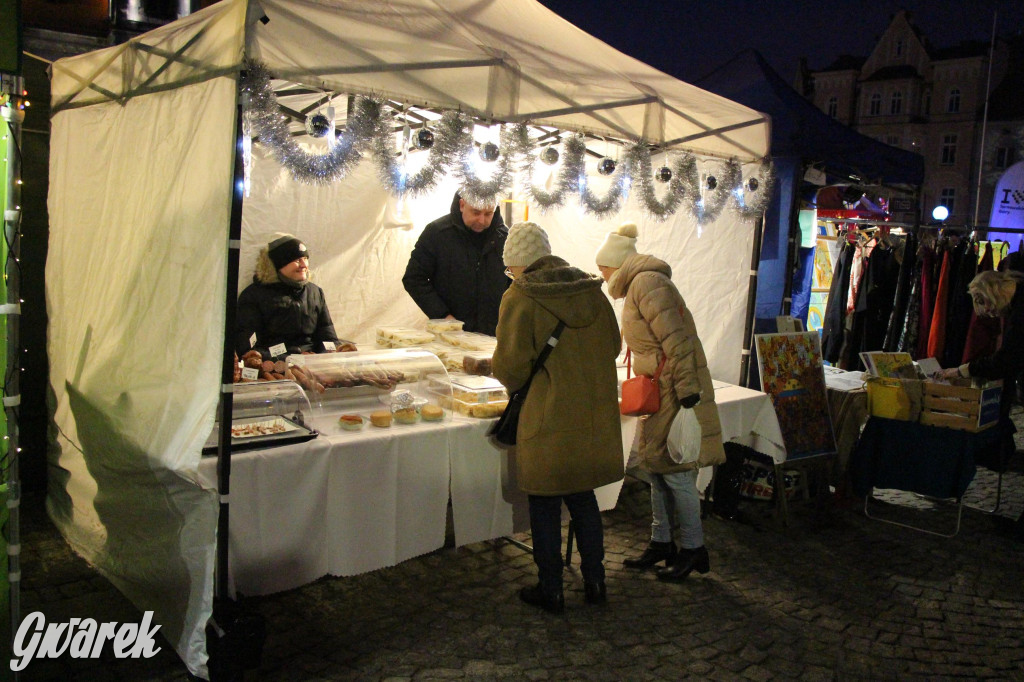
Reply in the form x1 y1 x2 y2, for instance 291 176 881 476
46 72 239 682
240 145 753 382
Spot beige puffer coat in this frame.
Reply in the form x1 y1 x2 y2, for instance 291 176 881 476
609 254 725 473
492 255 624 495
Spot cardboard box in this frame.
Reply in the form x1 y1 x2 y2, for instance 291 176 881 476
919 380 1002 432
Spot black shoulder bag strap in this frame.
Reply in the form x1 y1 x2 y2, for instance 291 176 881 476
522 320 567 391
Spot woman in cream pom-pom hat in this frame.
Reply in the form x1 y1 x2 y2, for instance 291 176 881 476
595 222 725 582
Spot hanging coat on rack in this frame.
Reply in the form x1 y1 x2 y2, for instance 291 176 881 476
847 239 900 367
915 241 938 359
927 246 953 359
943 238 977 368
822 240 855 364
884 233 917 352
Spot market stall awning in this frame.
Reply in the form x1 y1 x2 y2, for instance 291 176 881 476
50 0 770 161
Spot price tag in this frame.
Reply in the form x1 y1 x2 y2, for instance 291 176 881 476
241 367 259 381
269 342 287 358
249 333 257 349
322 341 336 352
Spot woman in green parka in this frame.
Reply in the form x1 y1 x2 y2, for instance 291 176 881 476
492 222 624 614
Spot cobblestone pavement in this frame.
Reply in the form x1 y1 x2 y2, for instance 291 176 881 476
16 420 1024 681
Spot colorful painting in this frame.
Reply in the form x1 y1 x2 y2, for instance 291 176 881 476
813 239 834 290
755 332 836 460
859 351 915 378
807 292 828 335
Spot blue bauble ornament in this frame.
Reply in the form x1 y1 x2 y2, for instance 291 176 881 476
706 175 717 190
479 141 500 162
597 157 616 175
656 166 672 183
306 113 331 138
540 147 560 165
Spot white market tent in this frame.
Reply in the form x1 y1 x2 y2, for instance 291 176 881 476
45 0 771 677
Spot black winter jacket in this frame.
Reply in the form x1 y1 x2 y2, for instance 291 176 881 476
236 278 340 359
402 195 509 336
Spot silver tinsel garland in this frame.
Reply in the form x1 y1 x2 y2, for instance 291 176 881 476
241 59 777 222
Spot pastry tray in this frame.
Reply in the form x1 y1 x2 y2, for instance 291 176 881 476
202 415 319 455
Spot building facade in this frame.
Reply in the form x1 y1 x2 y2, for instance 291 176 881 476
803 10 1023 227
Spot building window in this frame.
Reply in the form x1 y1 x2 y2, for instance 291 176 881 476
947 88 961 113
941 134 958 165
995 146 1017 169
890 91 903 115
827 96 838 118
939 188 956 214
924 91 931 115
869 93 881 116
895 39 904 57
885 134 901 147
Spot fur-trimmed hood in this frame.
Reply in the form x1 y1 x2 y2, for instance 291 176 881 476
512 255 606 328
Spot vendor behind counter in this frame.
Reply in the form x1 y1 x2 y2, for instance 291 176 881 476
236 233 350 361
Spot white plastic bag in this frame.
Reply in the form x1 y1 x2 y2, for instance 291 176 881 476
667 407 702 464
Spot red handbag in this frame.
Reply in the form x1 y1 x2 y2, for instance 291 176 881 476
619 349 667 416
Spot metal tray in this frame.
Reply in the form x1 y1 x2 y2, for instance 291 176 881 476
202 414 318 455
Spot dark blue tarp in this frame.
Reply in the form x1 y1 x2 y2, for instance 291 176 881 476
694 50 925 375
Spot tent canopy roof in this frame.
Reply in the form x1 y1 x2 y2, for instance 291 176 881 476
50 0 771 161
694 49 924 185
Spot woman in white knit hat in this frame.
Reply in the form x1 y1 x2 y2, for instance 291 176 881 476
596 223 725 582
492 222 623 613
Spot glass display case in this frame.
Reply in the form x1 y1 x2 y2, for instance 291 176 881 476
287 348 454 430
429 372 508 418
203 380 316 454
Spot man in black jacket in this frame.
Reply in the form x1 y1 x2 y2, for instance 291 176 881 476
403 192 510 336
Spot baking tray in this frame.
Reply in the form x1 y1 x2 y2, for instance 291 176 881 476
202 414 318 455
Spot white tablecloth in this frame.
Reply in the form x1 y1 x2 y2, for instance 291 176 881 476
197 381 783 596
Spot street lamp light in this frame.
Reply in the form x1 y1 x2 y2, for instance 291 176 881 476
931 205 949 222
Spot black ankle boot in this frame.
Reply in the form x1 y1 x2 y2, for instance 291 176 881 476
623 541 677 569
583 580 607 605
519 584 565 614
656 546 710 582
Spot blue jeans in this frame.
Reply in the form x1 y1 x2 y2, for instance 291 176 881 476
649 470 704 549
528 491 605 593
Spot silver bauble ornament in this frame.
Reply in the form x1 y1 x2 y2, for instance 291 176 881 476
479 141 500 162
656 166 672 183
747 177 759 192
306 113 331 138
540 147 560 165
597 157 616 175
706 175 718 190
415 129 435 150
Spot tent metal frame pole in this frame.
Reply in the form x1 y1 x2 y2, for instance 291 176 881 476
739 214 766 387
3 86 25 682
215 87 246 600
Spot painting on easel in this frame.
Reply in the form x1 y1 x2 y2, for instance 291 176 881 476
755 331 836 460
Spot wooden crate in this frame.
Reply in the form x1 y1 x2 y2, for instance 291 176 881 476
919 380 1002 432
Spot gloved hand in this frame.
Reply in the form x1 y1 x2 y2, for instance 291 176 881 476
679 394 700 409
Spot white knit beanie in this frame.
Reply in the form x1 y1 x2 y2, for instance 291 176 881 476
502 221 551 268
595 222 638 268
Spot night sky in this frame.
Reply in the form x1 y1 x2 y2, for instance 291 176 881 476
537 0 1024 83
